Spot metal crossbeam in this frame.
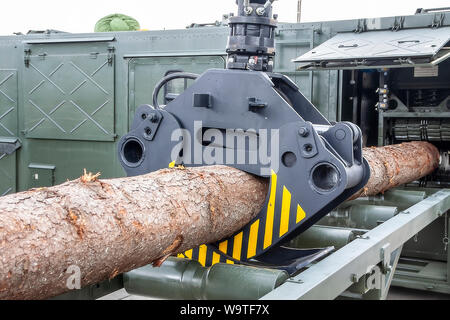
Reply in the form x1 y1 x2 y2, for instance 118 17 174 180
261 190 450 300
0 107 14 136
30 63 65 94
29 100 66 133
69 62 109 95
0 72 16 136
70 61 107 95
69 100 109 134
0 188 12 197
0 73 15 103
28 101 66 133
0 152 11 197
70 100 109 133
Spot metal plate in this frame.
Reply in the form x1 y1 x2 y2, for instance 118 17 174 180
0 70 18 137
23 53 115 141
294 27 450 68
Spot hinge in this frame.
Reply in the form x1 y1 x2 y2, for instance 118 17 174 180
354 19 367 33
107 46 115 66
391 16 405 31
24 48 31 67
431 13 445 28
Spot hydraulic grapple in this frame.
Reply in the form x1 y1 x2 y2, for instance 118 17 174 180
118 0 370 273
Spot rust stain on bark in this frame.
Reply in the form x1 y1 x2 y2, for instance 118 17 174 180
67 209 85 239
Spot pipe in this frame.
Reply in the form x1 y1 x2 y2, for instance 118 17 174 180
289 225 360 250
319 205 398 230
124 257 289 300
152 72 199 109
351 189 427 211
383 189 427 209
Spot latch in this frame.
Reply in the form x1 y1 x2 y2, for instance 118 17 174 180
24 49 31 67
354 19 367 33
107 46 115 66
391 16 405 31
431 13 445 28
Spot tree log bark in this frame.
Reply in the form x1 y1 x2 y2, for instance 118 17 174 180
0 166 268 300
350 141 440 200
0 141 439 300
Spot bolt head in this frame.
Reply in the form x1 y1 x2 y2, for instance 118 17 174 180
299 127 310 137
150 114 159 123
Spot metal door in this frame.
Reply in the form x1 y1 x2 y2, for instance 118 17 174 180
295 27 450 70
23 51 115 141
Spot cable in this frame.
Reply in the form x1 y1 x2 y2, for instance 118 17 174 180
152 72 199 109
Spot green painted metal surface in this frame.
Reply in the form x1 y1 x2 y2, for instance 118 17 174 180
23 52 115 141
0 70 18 137
0 152 16 196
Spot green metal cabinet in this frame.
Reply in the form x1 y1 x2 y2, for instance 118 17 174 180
23 43 115 141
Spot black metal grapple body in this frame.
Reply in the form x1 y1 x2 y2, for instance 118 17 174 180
118 0 370 271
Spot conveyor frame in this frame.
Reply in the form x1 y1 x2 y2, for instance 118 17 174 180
261 189 450 300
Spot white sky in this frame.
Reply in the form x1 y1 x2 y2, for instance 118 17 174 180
1 0 450 35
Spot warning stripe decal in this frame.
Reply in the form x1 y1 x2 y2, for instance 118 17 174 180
177 171 309 267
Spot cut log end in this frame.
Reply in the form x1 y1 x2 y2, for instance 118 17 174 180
350 141 439 200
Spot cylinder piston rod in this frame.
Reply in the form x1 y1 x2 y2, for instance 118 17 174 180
319 205 398 230
124 257 289 300
289 225 361 250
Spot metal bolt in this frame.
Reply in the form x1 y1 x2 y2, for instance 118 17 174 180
244 6 253 15
150 114 159 123
298 127 309 137
256 7 265 15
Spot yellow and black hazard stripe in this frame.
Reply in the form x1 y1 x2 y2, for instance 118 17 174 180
178 170 308 267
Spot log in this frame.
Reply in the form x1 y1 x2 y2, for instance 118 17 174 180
350 141 440 200
0 166 268 300
0 141 439 300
